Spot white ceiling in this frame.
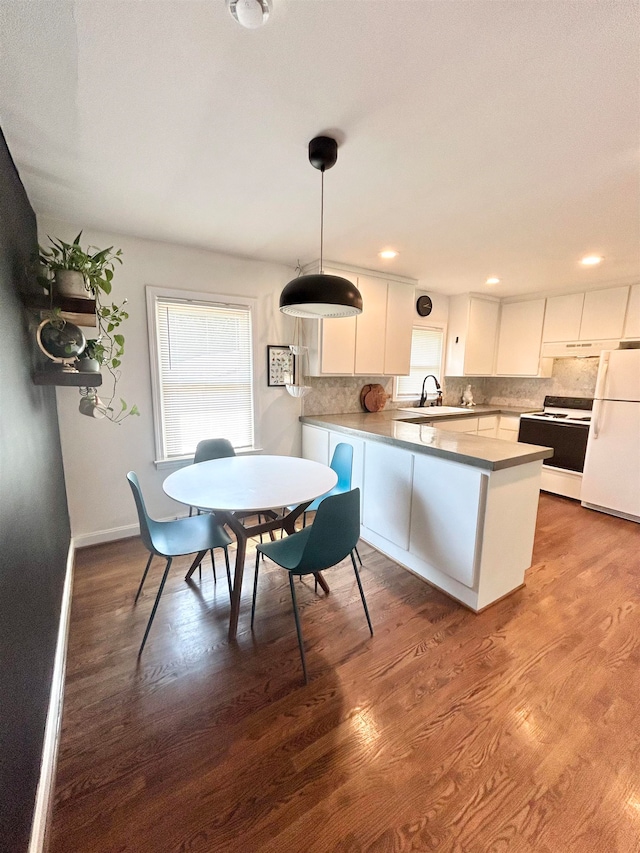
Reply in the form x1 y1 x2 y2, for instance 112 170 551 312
1 1 638 297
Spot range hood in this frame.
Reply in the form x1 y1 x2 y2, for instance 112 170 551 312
541 339 620 358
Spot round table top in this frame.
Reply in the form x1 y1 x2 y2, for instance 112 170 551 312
163 455 338 513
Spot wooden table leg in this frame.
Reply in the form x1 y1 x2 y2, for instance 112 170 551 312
222 513 249 641
313 572 330 594
185 550 208 581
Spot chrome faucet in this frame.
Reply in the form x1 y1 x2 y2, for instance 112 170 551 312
419 374 442 407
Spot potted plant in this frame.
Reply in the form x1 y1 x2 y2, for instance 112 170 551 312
39 232 139 424
77 338 104 373
39 232 123 299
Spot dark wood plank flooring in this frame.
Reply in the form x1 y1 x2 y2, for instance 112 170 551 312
50 495 640 852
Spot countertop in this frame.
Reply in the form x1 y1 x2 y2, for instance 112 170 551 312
300 409 552 472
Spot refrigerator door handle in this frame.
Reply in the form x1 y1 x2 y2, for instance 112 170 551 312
594 351 610 401
592 399 602 439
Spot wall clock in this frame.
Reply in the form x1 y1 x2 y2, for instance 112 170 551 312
416 295 433 317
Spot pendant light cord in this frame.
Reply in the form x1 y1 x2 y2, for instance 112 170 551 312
319 168 324 273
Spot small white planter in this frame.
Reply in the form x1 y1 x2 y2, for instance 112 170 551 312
55 270 89 299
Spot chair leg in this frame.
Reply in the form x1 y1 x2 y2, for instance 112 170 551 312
134 553 154 604
288 573 309 684
354 545 363 566
224 548 232 600
138 557 172 656
351 552 373 636
251 549 260 629
210 549 217 583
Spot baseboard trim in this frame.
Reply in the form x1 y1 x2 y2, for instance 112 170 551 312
73 512 191 549
28 539 75 853
73 523 140 549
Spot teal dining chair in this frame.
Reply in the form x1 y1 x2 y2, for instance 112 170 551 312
127 472 233 656
252 488 372 683
299 442 362 566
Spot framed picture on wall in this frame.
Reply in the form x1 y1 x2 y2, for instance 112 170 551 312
267 345 295 387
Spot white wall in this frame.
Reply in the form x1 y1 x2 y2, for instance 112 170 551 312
415 288 449 326
39 217 300 545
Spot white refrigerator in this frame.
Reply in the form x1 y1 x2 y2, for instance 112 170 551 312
581 348 640 522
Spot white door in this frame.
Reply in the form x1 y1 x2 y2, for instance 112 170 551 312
581 400 640 517
595 349 640 402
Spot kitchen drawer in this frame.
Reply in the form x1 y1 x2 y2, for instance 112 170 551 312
477 415 498 431
438 417 479 433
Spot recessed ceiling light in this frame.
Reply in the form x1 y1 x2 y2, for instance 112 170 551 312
379 249 398 259
485 277 500 285
580 255 603 266
227 0 271 29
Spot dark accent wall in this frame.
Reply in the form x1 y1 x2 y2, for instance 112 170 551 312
0 128 71 852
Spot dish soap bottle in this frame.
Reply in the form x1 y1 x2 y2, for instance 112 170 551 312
462 384 475 407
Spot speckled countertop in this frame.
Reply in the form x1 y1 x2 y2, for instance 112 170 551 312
300 408 552 472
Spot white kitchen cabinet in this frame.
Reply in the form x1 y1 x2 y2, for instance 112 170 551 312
410 454 485 587
542 293 584 342
446 294 500 376
354 275 387 374
362 441 413 550
306 266 415 376
495 299 546 376
477 415 498 438
305 268 357 375
497 414 521 442
579 286 629 340
623 284 640 339
437 417 479 434
384 279 415 375
301 424 330 465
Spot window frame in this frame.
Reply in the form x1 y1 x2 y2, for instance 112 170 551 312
146 285 261 467
392 320 447 402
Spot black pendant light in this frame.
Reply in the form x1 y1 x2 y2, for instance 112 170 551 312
279 136 363 318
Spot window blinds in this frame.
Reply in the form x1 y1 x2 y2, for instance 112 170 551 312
155 298 254 457
396 327 444 398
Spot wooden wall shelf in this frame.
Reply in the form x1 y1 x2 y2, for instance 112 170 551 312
23 292 97 327
34 370 102 387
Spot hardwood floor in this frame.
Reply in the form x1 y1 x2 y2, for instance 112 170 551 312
50 495 640 853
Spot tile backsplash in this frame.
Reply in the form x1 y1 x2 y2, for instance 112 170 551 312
302 358 599 416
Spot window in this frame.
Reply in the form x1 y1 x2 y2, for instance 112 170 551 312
395 326 444 400
148 288 255 461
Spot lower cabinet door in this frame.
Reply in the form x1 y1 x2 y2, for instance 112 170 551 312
410 454 485 588
363 441 413 550
301 425 329 465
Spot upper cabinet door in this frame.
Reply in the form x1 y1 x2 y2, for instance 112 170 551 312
543 292 584 342
384 280 414 375
465 297 499 374
354 275 387 374
579 286 629 340
623 284 640 339
445 295 499 376
320 315 356 374
495 299 546 376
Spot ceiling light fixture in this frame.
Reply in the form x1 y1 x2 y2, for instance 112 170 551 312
279 136 363 318
486 277 500 285
580 255 603 266
226 0 271 29
379 249 398 259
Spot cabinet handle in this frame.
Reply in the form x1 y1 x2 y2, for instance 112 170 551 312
594 351 610 401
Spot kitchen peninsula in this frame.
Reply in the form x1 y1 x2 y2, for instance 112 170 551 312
301 410 553 612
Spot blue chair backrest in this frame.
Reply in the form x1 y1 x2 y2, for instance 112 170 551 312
194 438 235 464
298 488 360 574
126 472 156 554
331 443 353 492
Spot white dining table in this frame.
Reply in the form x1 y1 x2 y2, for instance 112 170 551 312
163 455 337 639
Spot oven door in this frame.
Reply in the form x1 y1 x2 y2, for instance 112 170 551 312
518 418 590 472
